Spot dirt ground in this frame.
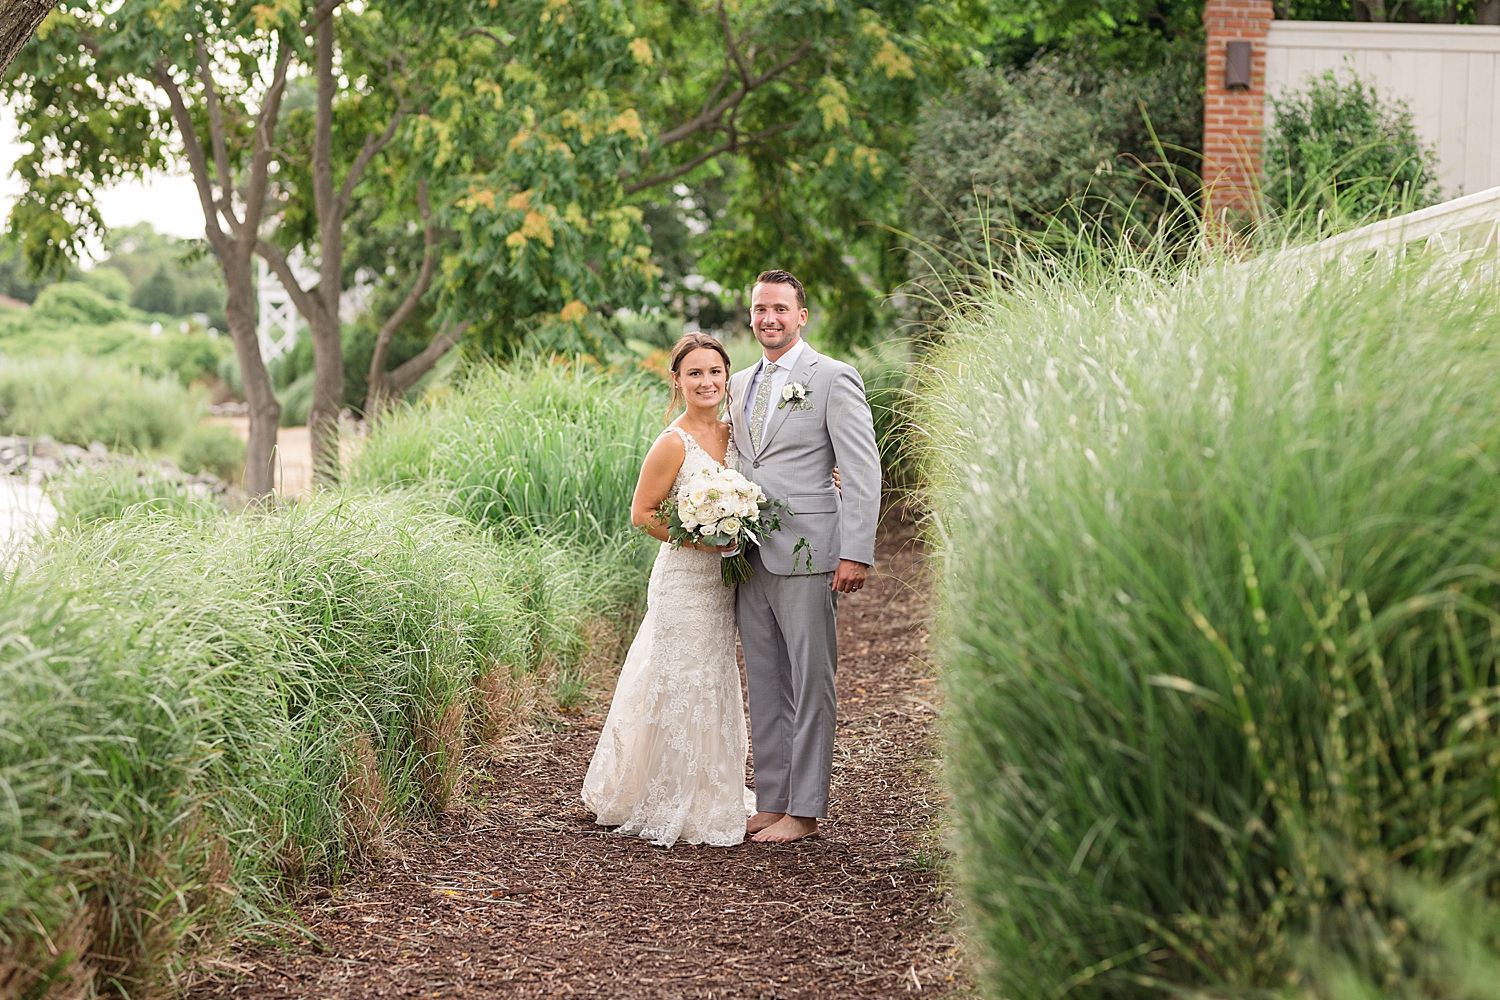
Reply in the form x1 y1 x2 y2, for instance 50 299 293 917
189 513 965 999
208 418 314 498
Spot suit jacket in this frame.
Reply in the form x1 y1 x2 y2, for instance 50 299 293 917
728 344 880 575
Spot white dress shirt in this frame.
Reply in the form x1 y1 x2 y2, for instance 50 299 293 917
742 337 808 433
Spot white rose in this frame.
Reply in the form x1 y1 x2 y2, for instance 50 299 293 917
782 384 796 402
696 503 716 523
681 513 699 530
722 517 741 536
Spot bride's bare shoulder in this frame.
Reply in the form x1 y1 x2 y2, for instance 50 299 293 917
643 426 687 465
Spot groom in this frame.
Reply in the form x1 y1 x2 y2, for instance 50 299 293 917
729 269 881 844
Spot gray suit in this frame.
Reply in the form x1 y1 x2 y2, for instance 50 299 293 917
729 343 880 818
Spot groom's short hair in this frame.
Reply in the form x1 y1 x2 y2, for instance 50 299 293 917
754 269 805 310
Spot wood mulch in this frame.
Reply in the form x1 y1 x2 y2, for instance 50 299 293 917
189 512 965 999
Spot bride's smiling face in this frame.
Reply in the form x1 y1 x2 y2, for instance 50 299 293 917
675 347 727 411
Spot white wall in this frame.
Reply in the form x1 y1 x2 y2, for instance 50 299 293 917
1264 22 1500 197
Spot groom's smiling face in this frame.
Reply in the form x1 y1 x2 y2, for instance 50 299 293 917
750 282 807 355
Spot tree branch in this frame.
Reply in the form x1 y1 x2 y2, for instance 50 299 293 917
623 121 795 195
0 0 59 79
241 44 293 246
367 177 439 410
654 38 810 149
195 38 239 231
385 321 471 397
717 0 752 87
313 8 340 315
459 27 509 49
337 106 404 219
256 237 328 327
153 60 231 254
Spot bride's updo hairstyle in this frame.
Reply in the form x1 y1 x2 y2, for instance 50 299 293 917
665 332 733 424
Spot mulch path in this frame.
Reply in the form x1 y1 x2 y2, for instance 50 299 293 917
190 513 964 998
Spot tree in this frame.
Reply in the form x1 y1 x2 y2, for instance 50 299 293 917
131 262 179 314
390 0 983 353
5 1 288 496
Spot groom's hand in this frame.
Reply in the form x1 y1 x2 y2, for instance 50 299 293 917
831 559 867 594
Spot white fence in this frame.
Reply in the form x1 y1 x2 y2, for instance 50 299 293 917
1264 21 1500 198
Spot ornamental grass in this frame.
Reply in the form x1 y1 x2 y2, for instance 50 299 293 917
925 246 1500 997
4 397 653 999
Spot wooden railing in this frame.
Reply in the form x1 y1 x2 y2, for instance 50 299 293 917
1277 185 1500 268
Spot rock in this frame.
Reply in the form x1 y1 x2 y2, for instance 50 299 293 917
88 441 108 457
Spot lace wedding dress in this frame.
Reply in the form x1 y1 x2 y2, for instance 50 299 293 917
582 427 756 847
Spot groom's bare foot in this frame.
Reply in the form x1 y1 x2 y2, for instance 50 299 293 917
747 811 785 835
751 815 818 843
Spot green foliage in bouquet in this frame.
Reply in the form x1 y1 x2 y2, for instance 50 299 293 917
655 466 788 587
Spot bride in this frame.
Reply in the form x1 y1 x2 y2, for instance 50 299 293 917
581 332 756 847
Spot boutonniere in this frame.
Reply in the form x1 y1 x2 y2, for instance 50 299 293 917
778 382 812 410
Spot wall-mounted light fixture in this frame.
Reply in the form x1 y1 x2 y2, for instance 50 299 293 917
1225 40 1252 90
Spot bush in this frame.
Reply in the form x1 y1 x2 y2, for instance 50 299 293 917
173 421 246 482
0 312 231 387
0 356 199 451
905 46 1202 280
925 249 1500 997
131 263 180 315
350 359 664 540
1265 68 1441 223
0 489 624 997
31 281 129 325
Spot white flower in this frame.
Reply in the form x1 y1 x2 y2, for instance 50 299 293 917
696 503 716 523
722 517 742 536
782 384 796 402
681 513 699 530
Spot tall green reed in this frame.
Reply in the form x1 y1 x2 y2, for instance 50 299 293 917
349 359 663 542
925 245 1500 997
0 489 603 998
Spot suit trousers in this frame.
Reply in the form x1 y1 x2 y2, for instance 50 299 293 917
736 548 839 818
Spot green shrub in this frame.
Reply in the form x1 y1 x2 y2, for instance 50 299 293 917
1265 68 1440 224
350 359 664 540
173 421 246 481
905 46 1202 281
926 249 1500 998
0 489 619 997
277 369 315 426
0 314 230 387
0 356 199 450
31 281 129 325
131 263 180 315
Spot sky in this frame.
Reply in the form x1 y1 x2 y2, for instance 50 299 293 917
0 106 206 261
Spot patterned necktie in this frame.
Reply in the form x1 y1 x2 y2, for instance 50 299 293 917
750 362 779 453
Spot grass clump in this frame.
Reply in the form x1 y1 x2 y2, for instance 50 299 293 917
350 358 662 540
925 248 1500 997
0 489 613 997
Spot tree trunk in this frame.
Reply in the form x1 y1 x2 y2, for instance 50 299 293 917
222 255 281 497
366 321 470 417
0 0 57 78
1479 0 1500 24
307 309 344 483
307 7 344 486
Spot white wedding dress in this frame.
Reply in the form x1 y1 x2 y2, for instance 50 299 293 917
582 427 756 847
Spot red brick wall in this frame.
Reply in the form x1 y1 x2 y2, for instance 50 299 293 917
1202 0 1274 218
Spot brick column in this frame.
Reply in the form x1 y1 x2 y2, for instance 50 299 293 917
1202 0 1274 220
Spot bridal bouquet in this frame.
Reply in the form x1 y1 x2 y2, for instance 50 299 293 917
660 467 786 586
